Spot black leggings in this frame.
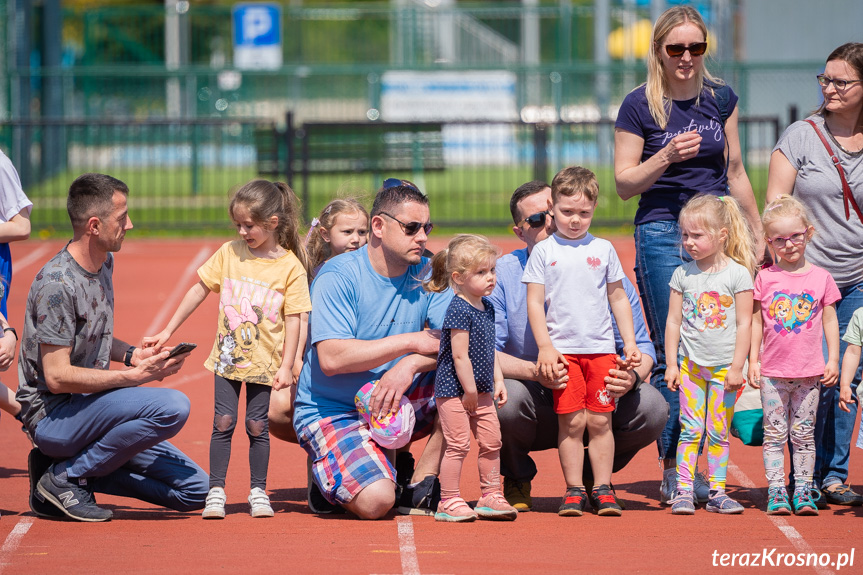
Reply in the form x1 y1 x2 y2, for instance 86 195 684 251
209 375 271 490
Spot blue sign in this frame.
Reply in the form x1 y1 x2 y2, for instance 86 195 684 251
232 3 282 69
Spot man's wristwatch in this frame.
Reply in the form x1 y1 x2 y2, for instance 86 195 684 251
124 346 136 367
630 369 644 390
3 327 17 340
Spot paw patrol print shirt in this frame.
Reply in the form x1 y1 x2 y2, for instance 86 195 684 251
197 240 312 385
669 259 753 366
754 264 840 379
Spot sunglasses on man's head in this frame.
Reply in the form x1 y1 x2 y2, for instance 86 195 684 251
382 178 421 194
664 42 707 58
379 212 434 236
518 210 548 229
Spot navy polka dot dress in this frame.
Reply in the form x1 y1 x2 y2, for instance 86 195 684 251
434 296 496 398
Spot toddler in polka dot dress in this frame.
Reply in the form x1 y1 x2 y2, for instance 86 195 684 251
424 234 517 522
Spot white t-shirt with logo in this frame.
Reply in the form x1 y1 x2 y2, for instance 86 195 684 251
522 233 625 354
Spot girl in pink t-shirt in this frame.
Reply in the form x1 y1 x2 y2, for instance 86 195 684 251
749 195 841 516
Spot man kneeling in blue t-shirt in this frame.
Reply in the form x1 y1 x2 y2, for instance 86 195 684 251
293 181 452 519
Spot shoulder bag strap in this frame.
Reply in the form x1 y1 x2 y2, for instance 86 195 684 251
805 119 863 223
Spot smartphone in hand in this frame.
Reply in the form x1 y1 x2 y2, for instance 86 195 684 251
166 342 197 359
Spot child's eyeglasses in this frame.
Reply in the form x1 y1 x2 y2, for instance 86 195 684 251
518 210 548 229
664 42 707 58
379 212 434 236
382 178 421 194
816 74 862 91
766 231 807 247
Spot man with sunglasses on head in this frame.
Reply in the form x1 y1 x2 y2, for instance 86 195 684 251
293 180 452 520
488 180 667 511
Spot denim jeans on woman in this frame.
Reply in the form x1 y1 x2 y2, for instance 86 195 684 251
634 220 691 460
813 281 863 489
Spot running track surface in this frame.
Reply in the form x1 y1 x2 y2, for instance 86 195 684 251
1 238 862 575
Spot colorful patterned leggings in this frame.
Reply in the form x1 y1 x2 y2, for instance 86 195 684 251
760 376 820 488
676 358 736 493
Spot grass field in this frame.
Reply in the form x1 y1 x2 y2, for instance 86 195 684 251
25 164 770 238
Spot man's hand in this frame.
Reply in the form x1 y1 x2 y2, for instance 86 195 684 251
135 349 188 384
537 358 568 390
604 357 637 399
494 379 507 407
369 360 414 418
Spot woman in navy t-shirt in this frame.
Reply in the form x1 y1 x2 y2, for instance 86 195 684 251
612 5 762 504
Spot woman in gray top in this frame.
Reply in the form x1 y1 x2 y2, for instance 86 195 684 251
766 42 863 508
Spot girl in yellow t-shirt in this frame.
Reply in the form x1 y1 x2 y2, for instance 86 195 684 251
144 179 312 520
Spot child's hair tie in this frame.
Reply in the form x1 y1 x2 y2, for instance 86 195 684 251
304 217 320 244
717 195 726 203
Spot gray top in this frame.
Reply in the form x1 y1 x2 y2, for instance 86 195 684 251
774 114 863 287
16 246 115 430
669 259 754 366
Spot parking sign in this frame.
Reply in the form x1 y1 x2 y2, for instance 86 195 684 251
232 3 282 70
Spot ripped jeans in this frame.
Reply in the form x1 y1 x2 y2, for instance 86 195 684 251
210 375 272 491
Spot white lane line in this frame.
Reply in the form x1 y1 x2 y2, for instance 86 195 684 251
14 244 52 273
727 462 833 575
0 518 34 573
144 245 212 337
397 516 421 575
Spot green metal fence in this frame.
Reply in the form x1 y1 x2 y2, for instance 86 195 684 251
2 114 779 234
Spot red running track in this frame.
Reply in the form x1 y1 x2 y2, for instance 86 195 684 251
0 238 862 575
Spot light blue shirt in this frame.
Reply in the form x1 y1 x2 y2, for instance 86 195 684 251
487 247 656 364
293 245 453 430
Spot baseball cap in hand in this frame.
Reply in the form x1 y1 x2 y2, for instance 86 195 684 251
355 381 416 449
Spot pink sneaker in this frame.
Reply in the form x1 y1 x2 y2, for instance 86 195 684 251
434 497 477 522
475 492 518 521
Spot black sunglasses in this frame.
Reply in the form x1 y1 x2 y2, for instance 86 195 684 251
664 42 707 58
382 178 421 194
518 210 548 229
380 212 434 236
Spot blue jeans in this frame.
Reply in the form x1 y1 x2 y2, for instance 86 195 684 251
635 221 691 460
34 387 208 512
813 281 863 489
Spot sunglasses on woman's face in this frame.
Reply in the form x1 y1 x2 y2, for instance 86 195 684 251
518 210 548 229
664 42 707 58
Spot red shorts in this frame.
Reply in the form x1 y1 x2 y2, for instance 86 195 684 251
553 353 617 414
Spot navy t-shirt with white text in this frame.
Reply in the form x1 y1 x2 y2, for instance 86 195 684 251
615 83 739 225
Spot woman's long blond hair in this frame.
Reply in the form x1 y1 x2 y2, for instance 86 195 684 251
644 5 722 129
423 234 499 294
679 194 756 276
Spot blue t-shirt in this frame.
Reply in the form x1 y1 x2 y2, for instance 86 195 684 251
487 246 656 364
615 83 738 225
434 296 496 398
293 245 453 430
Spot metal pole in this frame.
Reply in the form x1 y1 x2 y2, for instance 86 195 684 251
594 0 610 165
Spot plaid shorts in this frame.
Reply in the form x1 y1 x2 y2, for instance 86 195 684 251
297 370 438 505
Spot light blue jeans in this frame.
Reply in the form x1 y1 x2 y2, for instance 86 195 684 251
34 387 208 512
634 220 691 460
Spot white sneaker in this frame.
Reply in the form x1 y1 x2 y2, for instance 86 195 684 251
693 468 710 504
202 487 226 519
659 468 677 505
248 487 274 518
